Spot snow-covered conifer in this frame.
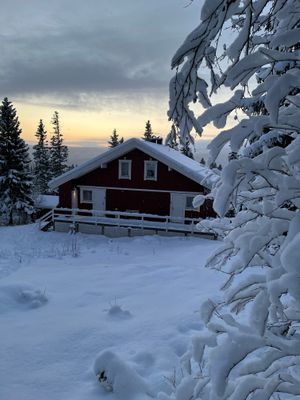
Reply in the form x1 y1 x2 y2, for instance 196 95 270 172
0 98 34 225
108 129 124 148
32 119 51 194
164 0 300 399
49 111 68 178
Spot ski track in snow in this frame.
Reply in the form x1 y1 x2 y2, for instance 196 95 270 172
0 224 221 400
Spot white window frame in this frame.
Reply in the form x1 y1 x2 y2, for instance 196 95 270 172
185 195 196 210
118 160 132 180
80 188 93 204
144 160 158 181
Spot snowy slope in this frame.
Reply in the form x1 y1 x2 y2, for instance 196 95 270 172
0 225 221 400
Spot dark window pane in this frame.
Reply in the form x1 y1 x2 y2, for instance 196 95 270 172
186 196 194 209
83 190 92 201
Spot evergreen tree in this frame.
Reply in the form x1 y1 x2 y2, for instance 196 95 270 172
0 97 34 225
180 138 194 159
33 119 51 194
108 129 124 148
166 124 179 150
166 0 300 398
143 120 154 141
49 111 68 178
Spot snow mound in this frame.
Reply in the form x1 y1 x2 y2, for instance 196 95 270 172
133 351 155 369
0 284 48 313
93 350 153 399
177 316 203 333
107 304 132 320
169 337 188 357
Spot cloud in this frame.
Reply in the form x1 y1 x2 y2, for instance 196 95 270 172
0 31 165 97
0 0 199 107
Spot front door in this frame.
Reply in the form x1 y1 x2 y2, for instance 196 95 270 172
93 188 106 211
170 193 186 223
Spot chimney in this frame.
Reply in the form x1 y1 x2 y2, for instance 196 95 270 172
149 136 163 145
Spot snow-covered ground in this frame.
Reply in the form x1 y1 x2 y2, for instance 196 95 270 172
0 225 222 400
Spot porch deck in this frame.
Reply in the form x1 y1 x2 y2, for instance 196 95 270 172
38 208 216 239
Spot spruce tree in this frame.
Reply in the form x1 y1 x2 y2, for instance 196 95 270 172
0 97 34 225
166 124 179 150
49 111 68 178
143 120 154 141
33 119 51 194
108 129 124 148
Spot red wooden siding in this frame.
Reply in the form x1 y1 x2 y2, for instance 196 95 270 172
106 189 170 215
58 181 73 208
74 149 204 192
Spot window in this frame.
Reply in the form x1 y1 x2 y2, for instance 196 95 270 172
144 160 157 181
82 189 93 203
119 160 131 179
186 196 195 210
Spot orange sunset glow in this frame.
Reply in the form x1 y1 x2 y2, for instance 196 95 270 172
14 95 173 146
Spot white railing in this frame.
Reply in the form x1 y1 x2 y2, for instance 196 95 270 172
38 209 54 230
43 207 201 233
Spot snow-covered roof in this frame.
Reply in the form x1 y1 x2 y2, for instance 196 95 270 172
35 195 59 209
49 138 218 190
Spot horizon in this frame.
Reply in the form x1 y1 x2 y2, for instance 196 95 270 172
27 138 229 167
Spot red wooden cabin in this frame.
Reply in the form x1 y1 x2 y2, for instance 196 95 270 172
49 138 217 224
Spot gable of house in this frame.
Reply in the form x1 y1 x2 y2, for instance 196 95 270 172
49 138 217 191
75 148 205 191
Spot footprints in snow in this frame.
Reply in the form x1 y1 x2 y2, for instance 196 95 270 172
0 284 48 313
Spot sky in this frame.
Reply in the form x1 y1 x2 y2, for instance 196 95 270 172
0 0 217 147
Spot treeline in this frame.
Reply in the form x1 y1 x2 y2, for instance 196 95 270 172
108 120 193 155
108 120 222 169
0 97 69 225
33 111 69 194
